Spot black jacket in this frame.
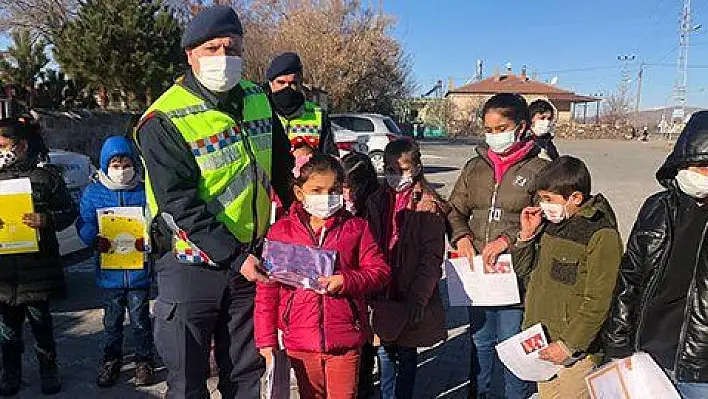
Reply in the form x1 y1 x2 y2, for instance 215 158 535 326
533 135 559 160
136 71 294 270
0 158 77 304
604 111 708 382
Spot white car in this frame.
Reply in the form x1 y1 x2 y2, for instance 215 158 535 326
48 150 96 257
330 113 403 174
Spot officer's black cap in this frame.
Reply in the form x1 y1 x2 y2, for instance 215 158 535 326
266 52 303 81
181 6 243 50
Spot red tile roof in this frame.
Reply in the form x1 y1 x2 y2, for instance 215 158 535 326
447 74 599 102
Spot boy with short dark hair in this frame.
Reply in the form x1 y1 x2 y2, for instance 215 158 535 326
513 156 623 398
528 99 560 160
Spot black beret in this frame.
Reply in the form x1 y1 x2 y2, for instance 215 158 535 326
181 6 243 49
266 52 303 81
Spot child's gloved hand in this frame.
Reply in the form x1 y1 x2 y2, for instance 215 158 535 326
96 236 112 253
407 302 425 324
135 237 146 252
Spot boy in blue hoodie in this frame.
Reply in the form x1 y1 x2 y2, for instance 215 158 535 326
76 136 154 388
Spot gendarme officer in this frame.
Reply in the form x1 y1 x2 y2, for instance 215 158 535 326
266 52 338 155
134 6 292 398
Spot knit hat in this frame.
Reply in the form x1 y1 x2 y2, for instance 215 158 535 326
181 6 243 50
266 52 303 81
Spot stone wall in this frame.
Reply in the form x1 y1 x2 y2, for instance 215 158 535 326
33 110 138 163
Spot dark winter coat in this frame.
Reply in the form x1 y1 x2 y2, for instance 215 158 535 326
0 158 77 304
448 143 549 250
367 182 448 348
604 111 708 382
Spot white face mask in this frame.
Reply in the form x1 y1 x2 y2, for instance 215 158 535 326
107 167 135 185
0 148 18 169
533 120 553 136
304 194 343 219
386 173 415 192
196 55 243 93
540 201 567 224
485 130 517 153
676 169 708 199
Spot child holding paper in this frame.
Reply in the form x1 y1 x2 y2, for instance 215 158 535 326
76 136 154 388
448 93 548 398
367 139 448 399
515 156 623 398
254 153 390 399
0 117 77 396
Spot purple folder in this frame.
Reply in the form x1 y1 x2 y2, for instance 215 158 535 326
262 239 337 291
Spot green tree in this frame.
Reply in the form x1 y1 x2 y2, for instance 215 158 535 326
52 0 184 110
0 29 49 107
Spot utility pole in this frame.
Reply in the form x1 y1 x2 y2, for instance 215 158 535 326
636 61 644 112
674 0 701 123
618 54 636 117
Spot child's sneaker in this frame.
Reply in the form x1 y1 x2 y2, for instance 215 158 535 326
96 359 121 388
134 362 154 387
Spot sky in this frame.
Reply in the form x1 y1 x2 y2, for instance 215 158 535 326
2 0 708 109
384 0 708 109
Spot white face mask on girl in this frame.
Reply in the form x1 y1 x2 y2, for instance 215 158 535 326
485 129 517 153
196 55 243 93
304 194 343 219
539 201 567 224
676 169 708 199
532 120 553 136
107 167 135 185
0 148 18 169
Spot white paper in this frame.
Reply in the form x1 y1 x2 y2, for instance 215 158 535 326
0 177 32 195
444 255 521 306
264 349 291 399
495 323 562 382
586 352 680 399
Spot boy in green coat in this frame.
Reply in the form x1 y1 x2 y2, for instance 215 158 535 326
513 156 623 399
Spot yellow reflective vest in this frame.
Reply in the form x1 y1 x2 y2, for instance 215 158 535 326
279 101 322 145
136 80 272 265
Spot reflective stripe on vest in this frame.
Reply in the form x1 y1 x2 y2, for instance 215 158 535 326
137 79 273 264
281 102 322 141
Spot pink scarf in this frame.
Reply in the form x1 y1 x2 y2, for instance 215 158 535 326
387 187 414 255
487 141 535 183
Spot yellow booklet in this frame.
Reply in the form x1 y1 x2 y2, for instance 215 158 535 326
0 178 39 255
97 207 147 270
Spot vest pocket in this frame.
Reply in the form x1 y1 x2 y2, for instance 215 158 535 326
550 258 579 285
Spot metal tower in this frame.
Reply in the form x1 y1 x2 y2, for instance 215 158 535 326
674 0 698 120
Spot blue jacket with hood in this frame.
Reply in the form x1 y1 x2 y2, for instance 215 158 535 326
76 136 150 289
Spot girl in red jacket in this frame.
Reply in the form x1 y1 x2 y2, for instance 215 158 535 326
255 153 390 399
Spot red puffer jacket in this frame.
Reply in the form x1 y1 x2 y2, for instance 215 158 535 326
255 202 390 353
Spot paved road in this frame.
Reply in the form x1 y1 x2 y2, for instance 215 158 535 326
9 139 671 398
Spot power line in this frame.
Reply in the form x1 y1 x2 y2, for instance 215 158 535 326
535 65 617 75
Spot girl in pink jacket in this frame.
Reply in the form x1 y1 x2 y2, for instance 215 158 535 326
255 153 390 399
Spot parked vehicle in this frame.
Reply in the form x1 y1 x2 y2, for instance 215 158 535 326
330 113 403 174
48 150 96 257
332 123 369 157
